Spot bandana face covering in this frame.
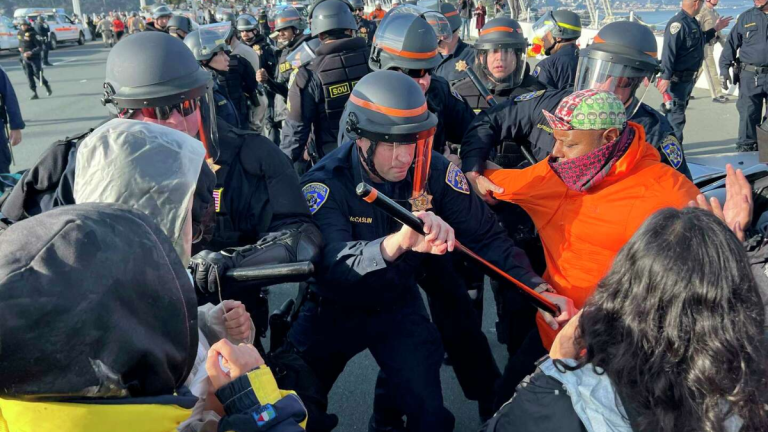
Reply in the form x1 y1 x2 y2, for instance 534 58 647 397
548 126 635 192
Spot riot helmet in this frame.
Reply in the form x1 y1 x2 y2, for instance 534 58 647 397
153 5 173 19
387 5 453 45
350 0 366 18
532 10 581 55
101 32 219 160
310 0 358 37
575 21 660 110
236 13 259 31
343 70 437 199
184 24 232 72
473 18 528 89
272 7 308 48
369 13 442 74
216 11 237 27
167 15 193 39
438 2 461 33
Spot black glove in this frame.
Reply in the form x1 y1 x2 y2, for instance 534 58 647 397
189 250 235 295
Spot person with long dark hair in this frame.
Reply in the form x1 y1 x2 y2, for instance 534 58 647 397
482 207 768 432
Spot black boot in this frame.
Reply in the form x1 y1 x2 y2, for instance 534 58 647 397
44 83 52 96
30 91 39 100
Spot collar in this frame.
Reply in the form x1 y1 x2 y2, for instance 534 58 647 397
315 36 367 56
607 121 650 180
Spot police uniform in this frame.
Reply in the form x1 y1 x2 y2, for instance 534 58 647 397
433 39 477 85
288 141 544 431
452 71 546 111
0 67 24 174
720 7 768 152
532 43 579 90
33 20 51 65
263 34 311 135
661 10 718 144
214 54 260 130
17 26 51 96
356 16 377 47
460 88 692 178
280 37 370 170
244 33 279 139
212 81 241 128
427 74 476 148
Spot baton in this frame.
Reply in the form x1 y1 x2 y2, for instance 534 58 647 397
356 183 559 315
456 62 538 166
5 123 14 166
225 261 314 283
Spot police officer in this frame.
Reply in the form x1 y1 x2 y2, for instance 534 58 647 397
17 20 52 100
145 5 172 33
256 7 310 145
658 0 731 144
720 0 768 152
33 15 52 67
281 0 370 173
452 17 546 109
433 2 476 85
258 9 271 37
350 0 377 47
184 28 242 128
0 66 24 174
236 12 278 136
462 21 692 179
530 10 581 90
233 14 264 72
289 70 556 432
167 15 193 39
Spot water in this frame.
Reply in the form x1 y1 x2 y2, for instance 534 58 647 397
613 1 755 32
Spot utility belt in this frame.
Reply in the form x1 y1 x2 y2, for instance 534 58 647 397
671 70 698 82
741 64 768 75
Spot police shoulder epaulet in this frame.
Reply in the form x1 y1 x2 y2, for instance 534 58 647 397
302 182 330 214
451 89 464 102
514 90 546 102
660 135 683 169
445 162 470 194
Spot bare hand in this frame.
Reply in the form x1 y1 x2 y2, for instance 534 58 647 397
538 291 578 330
23 52 32 58
397 211 456 255
688 164 752 241
8 129 22 146
549 310 583 360
656 79 670 94
466 172 503 205
205 339 264 391
256 68 269 83
714 16 733 32
222 300 251 342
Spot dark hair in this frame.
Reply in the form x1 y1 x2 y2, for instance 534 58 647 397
567 207 768 432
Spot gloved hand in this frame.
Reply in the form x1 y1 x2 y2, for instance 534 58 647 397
189 250 235 295
721 74 731 92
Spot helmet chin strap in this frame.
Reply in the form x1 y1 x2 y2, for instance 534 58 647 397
361 140 384 180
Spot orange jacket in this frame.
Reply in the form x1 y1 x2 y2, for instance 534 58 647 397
368 8 386 21
485 122 699 349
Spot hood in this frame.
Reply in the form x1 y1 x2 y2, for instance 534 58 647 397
0 203 198 398
73 118 206 264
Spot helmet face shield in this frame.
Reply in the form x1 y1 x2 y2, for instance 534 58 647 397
367 131 435 199
574 56 656 108
199 22 234 53
475 47 526 88
532 12 557 39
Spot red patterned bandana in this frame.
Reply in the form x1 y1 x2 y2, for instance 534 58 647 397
548 126 635 192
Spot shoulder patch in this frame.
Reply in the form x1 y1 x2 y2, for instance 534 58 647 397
451 89 464 102
670 22 682 35
303 182 330 214
514 90 546 102
445 163 470 194
533 66 540 77
661 135 683 169
253 404 277 426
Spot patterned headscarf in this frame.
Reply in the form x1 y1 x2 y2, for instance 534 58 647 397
542 89 627 132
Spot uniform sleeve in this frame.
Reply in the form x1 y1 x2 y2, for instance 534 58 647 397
535 60 556 89
460 100 521 174
265 75 289 99
719 16 742 73
660 21 682 80
442 88 477 145
29 34 43 55
432 160 544 289
239 58 260 96
0 68 24 130
703 27 717 45
280 69 315 162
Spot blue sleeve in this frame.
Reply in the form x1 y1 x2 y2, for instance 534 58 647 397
720 16 743 73
535 60 556 89
0 68 24 130
460 99 522 173
661 21 681 80
443 90 476 145
280 70 315 162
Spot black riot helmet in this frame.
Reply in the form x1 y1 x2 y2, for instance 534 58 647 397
167 15 193 38
153 5 173 20
310 0 357 37
473 17 528 88
183 25 231 63
369 13 442 72
575 21 661 108
350 0 365 11
101 32 219 159
236 13 258 31
438 2 461 33
217 11 237 27
533 10 581 41
343 70 437 199
274 7 308 32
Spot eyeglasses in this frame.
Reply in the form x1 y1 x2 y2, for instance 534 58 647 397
138 100 197 120
393 67 433 78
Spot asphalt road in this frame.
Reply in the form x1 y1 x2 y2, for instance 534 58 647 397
0 39 747 432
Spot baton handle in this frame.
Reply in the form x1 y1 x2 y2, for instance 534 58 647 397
225 261 314 283
356 183 559 315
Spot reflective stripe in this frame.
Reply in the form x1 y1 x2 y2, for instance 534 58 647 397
592 35 657 57
378 42 438 59
350 94 428 118
444 10 458 17
480 26 518 35
556 21 581 31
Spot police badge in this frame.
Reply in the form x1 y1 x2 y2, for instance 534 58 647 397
303 182 330 214
445 163 470 194
661 136 684 169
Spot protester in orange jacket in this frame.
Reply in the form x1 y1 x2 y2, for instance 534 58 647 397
475 90 699 405
368 2 386 22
